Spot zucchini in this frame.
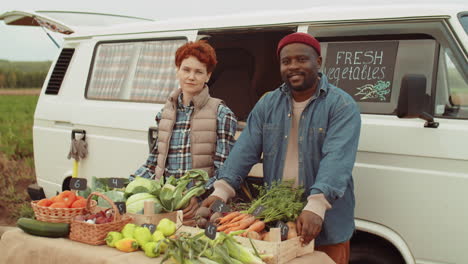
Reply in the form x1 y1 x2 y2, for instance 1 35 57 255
17 218 70 238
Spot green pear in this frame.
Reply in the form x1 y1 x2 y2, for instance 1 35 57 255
156 218 176 237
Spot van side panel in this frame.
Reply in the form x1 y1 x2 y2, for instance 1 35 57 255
355 115 468 263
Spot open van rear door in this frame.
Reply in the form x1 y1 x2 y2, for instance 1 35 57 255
0 10 154 34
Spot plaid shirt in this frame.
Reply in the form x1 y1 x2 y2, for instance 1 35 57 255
133 94 237 186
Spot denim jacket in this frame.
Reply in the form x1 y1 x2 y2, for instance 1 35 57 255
218 73 361 245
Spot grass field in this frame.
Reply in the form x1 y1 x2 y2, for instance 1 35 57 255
0 94 38 225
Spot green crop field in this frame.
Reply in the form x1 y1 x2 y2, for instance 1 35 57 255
0 95 38 224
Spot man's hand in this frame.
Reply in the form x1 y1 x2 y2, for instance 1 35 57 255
182 197 199 220
200 195 223 210
296 210 323 245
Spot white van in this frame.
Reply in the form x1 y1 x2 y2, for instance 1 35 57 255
2 4 467 264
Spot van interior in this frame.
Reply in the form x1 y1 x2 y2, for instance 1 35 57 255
200 28 295 121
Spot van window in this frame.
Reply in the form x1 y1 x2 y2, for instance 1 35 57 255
435 47 468 119
319 37 437 115
459 13 468 33
86 38 186 103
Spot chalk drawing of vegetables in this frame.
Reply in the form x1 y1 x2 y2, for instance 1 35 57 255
355 81 391 101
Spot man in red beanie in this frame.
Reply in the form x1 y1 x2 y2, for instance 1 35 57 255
202 32 361 264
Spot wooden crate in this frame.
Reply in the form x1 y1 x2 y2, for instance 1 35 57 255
178 226 314 264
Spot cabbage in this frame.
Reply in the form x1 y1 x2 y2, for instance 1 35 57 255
125 176 161 196
126 193 163 214
98 190 126 208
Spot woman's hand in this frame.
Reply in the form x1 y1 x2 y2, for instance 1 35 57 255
182 196 200 220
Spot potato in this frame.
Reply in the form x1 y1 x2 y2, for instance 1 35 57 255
195 207 211 218
196 218 208 228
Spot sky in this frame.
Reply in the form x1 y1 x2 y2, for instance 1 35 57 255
1 0 466 61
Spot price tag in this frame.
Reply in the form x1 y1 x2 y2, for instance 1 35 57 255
69 178 87 191
115 202 126 215
276 221 289 241
108 178 125 188
205 222 217 240
212 200 230 213
141 223 156 234
252 205 265 217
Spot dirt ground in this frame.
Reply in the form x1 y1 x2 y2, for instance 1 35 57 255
0 208 14 226
0 175 34 226
0 206 20 226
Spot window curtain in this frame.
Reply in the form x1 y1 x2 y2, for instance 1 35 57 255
130 40 185 102
87 43 134 99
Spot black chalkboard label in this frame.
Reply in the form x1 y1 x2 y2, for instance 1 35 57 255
115 202 126 215
252 205 265 217
276 221 289 241
205 222 217 240
108 178 125 188
323 41 399 103
212 200 230 213
69 178 87 191
141 223 156 234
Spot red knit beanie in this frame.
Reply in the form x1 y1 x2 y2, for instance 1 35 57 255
277 32 321 57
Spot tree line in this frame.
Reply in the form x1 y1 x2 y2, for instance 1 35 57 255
0 60 52 89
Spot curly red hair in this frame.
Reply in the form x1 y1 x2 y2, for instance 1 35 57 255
175 40 217 73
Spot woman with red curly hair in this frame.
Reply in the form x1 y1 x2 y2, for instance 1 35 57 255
131 41 237 224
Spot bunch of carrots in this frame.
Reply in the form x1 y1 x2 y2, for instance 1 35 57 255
216 211 266 238
216 211 299 241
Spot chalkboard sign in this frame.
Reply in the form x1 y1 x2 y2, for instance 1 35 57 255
276 221 289 241
69 178 87 191
108 178 125 189
323 41 399 103
205 222 217 240
141 223 156 234
212 200 231 213
252 205 265 217
115 202 126 215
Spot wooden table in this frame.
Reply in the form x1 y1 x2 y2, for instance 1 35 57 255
0 228 335 264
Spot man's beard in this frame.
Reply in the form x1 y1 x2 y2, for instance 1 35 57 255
284 74 317 92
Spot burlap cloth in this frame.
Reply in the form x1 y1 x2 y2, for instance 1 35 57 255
0 228 335 264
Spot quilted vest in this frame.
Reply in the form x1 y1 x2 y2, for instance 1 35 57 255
155 86 221 179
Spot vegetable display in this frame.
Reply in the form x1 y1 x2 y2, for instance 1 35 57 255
19 175 309 262
125 169 209 214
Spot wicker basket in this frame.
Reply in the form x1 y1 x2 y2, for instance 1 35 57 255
31 199 96 224
69 192 132 245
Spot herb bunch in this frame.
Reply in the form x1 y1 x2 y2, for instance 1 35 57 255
246 180 306 223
